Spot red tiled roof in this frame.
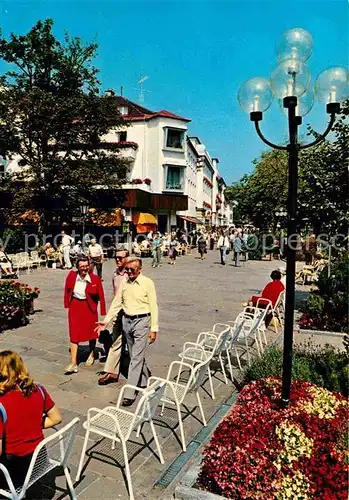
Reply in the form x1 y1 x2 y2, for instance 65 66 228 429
112 96 190 122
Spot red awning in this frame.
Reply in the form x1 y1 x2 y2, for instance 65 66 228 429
180 216 203 224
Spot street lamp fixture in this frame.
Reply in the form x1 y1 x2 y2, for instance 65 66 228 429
238 27 348 406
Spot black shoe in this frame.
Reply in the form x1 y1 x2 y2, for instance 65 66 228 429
121 398 135 407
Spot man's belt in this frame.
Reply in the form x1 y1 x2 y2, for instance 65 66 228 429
124 313 150 320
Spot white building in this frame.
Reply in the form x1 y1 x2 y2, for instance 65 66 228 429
102 94 190 234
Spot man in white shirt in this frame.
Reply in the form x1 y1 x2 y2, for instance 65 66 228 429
88 238 104 278
61 230 74 269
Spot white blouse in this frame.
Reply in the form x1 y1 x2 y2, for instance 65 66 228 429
73 273 91 300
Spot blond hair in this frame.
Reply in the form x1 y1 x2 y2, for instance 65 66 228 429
125 256 142 268
0 351 36 396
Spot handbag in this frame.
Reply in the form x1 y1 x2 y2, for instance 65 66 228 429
226 248 230 255
98 329 112 345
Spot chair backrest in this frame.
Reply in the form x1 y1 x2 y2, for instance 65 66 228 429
21 417 79 493
133 380 166 428
274 290 285 312
214 327 233 356
211 323 231 335
187 358 210 394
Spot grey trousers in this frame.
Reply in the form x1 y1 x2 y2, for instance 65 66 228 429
122 315 151 399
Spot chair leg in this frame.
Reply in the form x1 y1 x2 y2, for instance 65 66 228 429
225 348 234 380
234 347 243 371
121 440 134 500
149 420 164 464
219 354 228 384
175 401 186 452
207 367 215 399
64 465 77 500
196 392 207 426
75 429 90 482
160 402 165 417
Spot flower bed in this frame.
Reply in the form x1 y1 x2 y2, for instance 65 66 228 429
0 280 40 332
198 377 348 499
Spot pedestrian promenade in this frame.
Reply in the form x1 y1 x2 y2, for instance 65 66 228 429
0 250 280 499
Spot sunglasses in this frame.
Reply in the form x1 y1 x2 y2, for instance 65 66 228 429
115 256 126 260
125 267 138 272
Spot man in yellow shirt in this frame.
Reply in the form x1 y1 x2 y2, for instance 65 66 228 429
95 257 158 406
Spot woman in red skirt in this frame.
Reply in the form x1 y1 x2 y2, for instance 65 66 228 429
64 255 106 374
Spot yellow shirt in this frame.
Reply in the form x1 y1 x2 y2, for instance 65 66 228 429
104 274 159 332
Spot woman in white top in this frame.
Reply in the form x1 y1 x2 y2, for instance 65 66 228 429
217 230 230 266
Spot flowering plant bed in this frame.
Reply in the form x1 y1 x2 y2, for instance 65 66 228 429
0 280 40 331
198 377 348 499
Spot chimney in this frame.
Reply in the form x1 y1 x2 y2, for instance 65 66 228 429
105 89 115 97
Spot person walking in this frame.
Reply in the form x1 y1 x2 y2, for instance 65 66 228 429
217 230 229 265
234 232 244 267
95 257 158 406
61 230 74 269
88 238 104 279
64 255 106 374
197 233 207 260
98 248 129 386
168 234 179 265
151 233 162 268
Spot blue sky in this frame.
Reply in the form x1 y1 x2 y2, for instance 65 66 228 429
0 0 348 184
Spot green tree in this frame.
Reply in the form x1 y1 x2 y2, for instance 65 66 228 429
0 19 130 234
298 100 349 239
225 150 288 230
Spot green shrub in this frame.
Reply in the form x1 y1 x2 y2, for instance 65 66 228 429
242 343 349 396
300 254 349 332
246 234 263 260
0 228 25 253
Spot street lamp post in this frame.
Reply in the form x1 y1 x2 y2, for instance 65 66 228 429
238 28 348 406
80 205 89 251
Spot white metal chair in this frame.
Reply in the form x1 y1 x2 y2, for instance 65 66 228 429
148 355 210 453
178 323 233 399
76 380 166 500
0 417 79 500
256 289 286 334
227 309 266 369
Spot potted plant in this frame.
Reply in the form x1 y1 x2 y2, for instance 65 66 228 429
143 178 152 185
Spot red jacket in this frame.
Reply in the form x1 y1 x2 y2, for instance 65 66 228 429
260 280 285 307
64 271 106 316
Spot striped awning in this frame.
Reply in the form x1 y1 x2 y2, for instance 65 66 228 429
180 216 203 224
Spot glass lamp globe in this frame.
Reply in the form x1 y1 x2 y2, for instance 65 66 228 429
314 66 348 104
279 89 314 117
276 28 313 62
270 58 310 98
238 77 273 113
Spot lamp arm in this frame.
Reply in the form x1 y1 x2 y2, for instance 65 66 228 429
254 121 288 151
299 113 336 150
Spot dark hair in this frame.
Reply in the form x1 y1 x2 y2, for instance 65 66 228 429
271 270 282 280
76 255 90 268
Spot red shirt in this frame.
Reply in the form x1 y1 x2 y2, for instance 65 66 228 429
260 280 285 307
0 385 54 456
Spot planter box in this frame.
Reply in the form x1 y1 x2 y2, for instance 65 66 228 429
175 457 226 500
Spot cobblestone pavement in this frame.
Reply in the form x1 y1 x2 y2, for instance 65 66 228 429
0 250 281 499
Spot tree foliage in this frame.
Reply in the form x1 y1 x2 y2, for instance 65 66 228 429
226 100 349 238
0 19 130 226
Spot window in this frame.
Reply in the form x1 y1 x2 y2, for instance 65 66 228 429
119 131 127 142
165 128 184 149
117 106 129 116
165 166 183 190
